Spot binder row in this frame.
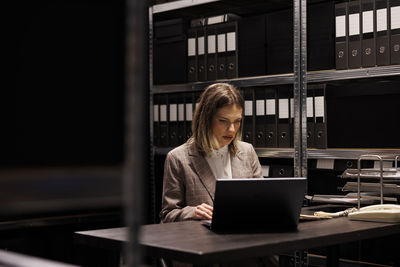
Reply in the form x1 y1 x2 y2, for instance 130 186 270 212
187 18 239 82
153 85 327 149
335 0 400 69
242 84 327 149
153 91 202 147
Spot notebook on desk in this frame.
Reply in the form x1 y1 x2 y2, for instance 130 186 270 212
203 177 307 232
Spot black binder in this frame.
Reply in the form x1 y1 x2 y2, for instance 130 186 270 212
153 94 160 147
177 93 186 145
159 94 168 147
254 88 266 147
288 87 294 148
348 0 362 68
216 24 227 79
265 87 278 148
266 8 293 75
335 2 349 69
187 28 197 82
306 89 315 148
361 0 376 67
243 88 254 145
225 21 238 79
277 87 291 148
206 24 217 81
153 18 187 84
313 85 327 149
184 92 193 141
168 94 179 147
308 1 335 71
196 26 207 81
238 14 267 77
390 0 400 64
376 0 390 65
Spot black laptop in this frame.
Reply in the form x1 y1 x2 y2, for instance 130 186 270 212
204 177 307 232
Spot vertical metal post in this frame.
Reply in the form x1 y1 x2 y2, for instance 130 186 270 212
149 6 156 224
293 0 308 265
293 0 307 178
124 0 149 266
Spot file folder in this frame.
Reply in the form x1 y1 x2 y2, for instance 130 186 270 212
153 18 187 84
390 0 400 64
238 14 267 77
159 94 168 147
265 88 278 148
187 28 197 82
266 8 293 75
216 24 227 79
348 0 362 68
376 0 390 65
184 92 194 141
255 88 266 147
243 88 254 145
361 0 376 67
206 24 217 81
197 26 207 81
177 93 185 145
308 1 335 71
306 89 315 148
226 21 238 79
314 86 327 149
153 94 160 147
335 2 349 69
168 94 179 147
277 87 291 148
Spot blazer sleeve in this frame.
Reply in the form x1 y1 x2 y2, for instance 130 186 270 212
160 151 196 223
249 144 263 178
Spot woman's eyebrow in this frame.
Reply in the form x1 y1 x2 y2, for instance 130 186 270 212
216 115 242 120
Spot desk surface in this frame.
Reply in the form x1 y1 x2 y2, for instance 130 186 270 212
75 217 400 264
76 217 400 263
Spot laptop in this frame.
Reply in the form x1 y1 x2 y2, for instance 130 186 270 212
204 177 307 232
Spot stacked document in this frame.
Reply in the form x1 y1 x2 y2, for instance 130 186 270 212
340 168 400 181
305 193 397 205
342 182 400 196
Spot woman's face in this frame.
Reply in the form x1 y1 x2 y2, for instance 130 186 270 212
212 104 243 149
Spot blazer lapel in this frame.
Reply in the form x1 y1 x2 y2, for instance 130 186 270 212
187 143 216 201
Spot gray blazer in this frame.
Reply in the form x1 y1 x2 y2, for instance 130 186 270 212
160 140 262 223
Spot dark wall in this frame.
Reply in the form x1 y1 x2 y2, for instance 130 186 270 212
1 0 125 167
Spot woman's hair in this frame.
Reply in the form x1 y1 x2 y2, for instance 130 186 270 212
190 83 244 155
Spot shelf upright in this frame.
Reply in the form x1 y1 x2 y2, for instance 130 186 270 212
293 0 307 178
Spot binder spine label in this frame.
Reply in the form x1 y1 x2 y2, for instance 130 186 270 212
336 15 346 38
349 13 360 37
377 9 387 32
244 101 253 116
178 104 184 122
314 96 325 122
153 104 159 122
391 6 400 30
278 99 289 119
160 105 167 122
185 103 193 121
266 99 276 115
362 11 373 34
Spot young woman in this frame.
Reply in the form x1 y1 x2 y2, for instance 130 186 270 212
160 83 262 223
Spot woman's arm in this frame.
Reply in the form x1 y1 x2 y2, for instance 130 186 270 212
159 152 196 222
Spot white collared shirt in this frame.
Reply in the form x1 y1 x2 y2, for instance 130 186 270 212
205 145 232 179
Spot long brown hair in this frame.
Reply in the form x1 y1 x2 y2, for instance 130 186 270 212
190 83 244 156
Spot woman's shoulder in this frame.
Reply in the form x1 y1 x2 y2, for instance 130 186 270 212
167 141 196 159
236 140 255 152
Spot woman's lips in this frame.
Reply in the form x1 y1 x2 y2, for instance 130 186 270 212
223 136 233 140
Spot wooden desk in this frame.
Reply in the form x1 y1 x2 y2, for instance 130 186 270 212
75 217 400 265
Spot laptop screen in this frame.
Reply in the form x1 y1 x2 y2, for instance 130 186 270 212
210 177 307 232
